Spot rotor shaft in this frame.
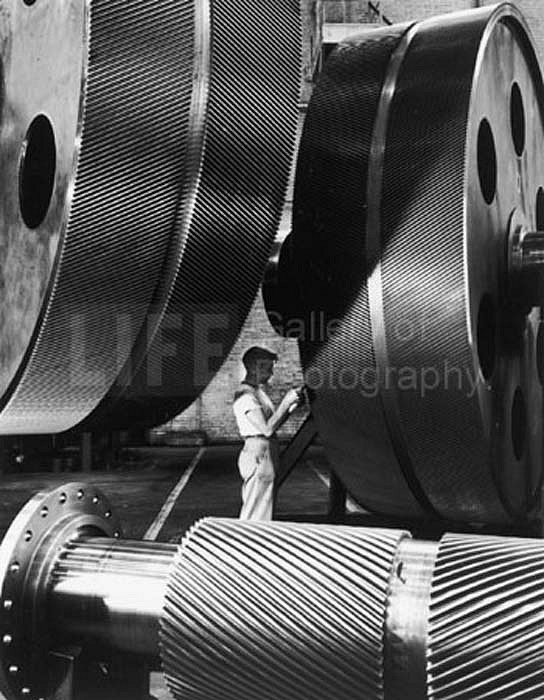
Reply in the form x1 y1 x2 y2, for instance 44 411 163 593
48 539 177 658
2 483 543 700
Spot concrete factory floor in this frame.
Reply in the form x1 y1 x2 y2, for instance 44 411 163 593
0 444 347 542
0 443 361 700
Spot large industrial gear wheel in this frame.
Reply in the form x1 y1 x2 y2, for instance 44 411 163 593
269 3 544 525
0 0 301 434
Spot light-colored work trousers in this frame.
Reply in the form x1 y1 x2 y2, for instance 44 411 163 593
238 436 278 521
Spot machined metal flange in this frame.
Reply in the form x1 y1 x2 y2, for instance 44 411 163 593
0 483 120 700
273 3 544 525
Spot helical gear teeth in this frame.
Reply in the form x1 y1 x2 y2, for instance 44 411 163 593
160 519 408 700
428 533 544 699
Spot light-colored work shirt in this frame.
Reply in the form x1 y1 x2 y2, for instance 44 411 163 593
233 383 275 437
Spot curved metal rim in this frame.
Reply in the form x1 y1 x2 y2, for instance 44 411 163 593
366 19 439 519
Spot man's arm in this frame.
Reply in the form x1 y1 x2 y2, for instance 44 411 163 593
244 388 302 438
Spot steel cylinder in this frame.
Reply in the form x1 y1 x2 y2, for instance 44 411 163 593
48 539 177 658
267 3 544 526
2 485 544 700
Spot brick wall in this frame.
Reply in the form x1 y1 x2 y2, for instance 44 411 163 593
159 293 306 443
324 1 544 60
376 0 477 21
164 0 544 443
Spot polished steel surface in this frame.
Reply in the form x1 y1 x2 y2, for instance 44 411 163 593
459 5 544 519
49 538 176 658
0 483 121 700
516 231 544 269
508 217 544 305
385 538 438 700
0 0 87 403
275 3 544 525
160 518 407 700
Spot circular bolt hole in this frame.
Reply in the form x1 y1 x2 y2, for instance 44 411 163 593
3 600 13 611
105 511 112 519
9 563 20 575
40 506 48 518
23 0 37 5
511 387 527 460
92 497 99 505
21 688 30 697
477 118 497 205
114 531 120 539
510 82 525 157
8 666 18 675
3 635 12 645
77 489 84 500
24 531 32 543
59 492 67 505
18 114 56 229
536 188 544 231
477 294 496 381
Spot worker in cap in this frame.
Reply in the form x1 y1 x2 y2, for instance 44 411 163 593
233 346 303 520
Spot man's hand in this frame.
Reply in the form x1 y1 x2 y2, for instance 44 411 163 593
282 387 304 413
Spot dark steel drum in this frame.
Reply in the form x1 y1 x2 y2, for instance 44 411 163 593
272 4 544 525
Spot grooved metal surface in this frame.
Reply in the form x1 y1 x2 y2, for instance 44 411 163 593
0 0 194 433
85 0 302 430
0 0 301 434
428 533 544 699
380 9 497 523
289 25 424 517
285 4 544 525
160 519 407 700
